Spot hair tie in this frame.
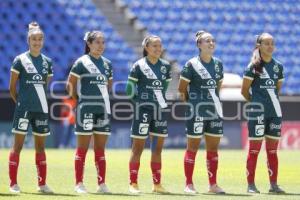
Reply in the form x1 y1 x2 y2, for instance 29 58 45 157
83 32 90 41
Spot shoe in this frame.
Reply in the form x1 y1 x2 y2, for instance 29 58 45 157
37 185 54 194
208 184 225 194
152 184 169 194
247 183 260 193
9 184 21 193
74 182 87 194
97 183 111 194
129 183 141 194
269 184 285 194
184 184 198 194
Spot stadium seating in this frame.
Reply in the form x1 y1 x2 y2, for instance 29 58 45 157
123 0 300 95
0 0 137 92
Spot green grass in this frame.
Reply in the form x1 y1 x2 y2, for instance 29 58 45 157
0 149 299 199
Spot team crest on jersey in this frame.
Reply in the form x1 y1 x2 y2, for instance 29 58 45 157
103 63 109 70
42 60 48 69
160 66 167 74
42 68 48 74
215 64 220 72
273 64 279 73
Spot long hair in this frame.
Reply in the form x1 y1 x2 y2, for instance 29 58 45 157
251 34 264 74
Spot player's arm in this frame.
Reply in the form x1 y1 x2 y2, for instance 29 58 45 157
126 79 136 99
178 78 189 102
66 74 78 100
217 80 223 93
277 80 283 95
108 79 113 93
9 71 19 103
241 78 253 101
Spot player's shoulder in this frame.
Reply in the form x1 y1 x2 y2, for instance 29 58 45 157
159 58 170 66
272 58 284 69
101 56 112 65
212 57 223 66
185 56 198 67
41 54 52 64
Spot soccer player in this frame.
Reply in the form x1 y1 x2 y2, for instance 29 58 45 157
66 31 112 194
126 35 172 194
178 31 225 194
241 33 285 194
8 22 53 193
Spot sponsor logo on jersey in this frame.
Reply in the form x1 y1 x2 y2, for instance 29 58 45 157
260 79 276 89
255 125 265 136
33 74 43 81
270 123 281 130
194 122 203 134
35 119 48 126
146 80 163 90
155 121 167 127
160 66 167 74
89 74 107 85
210 121 223 128
83 119 93 130
200 79 217 89
26 74 45 84
18 118 29 130
273 64 279 73
26 66 36 73
139 123 149 135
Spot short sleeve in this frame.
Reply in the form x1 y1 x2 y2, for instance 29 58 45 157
69 60 82 78
128 63 139 82
166 64 172 82
11 56 22 74
108 62 113 80
47 59 54 77
180 62 192 82
243 63 255 80
218 61 224 81
278 64 284 82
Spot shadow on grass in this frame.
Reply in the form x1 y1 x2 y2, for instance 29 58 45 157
202 193 252 197
0 193 20 196
261 192 300 196
22 192 78 197
89 192 140 197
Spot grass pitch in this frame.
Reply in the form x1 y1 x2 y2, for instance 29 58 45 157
0 149 299 199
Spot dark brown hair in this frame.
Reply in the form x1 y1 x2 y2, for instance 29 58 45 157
251 33 271 74
142 35 161 57
84 31 104 54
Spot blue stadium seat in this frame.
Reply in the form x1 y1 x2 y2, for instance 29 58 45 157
124 0 300 94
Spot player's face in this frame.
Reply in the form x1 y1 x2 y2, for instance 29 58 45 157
29 33 44 53
198 33 215 55
145 38 162 59
259 36 274 58
89 36 105 57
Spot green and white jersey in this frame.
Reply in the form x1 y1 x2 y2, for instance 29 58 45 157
11 51 53 113
243 58 284 118
180 56 224 118
70 54 113 114
128 57 172 108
